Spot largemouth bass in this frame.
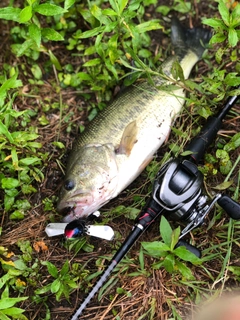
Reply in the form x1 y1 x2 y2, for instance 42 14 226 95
58 18 211 222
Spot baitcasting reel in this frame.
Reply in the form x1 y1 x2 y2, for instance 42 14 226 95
150 157 240 250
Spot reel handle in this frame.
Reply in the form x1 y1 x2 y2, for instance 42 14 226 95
218 195 240 220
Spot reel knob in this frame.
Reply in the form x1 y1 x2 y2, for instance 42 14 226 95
217 195 240 220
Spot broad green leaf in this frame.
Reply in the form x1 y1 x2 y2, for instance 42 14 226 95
13 259 28 271
95 33 104 57
91 4 109 24
11 131 39 142
19 157 41 165
19 6 32 23
4 194 15 212
228 265 240 276
79 26 105 39
128 0 141 11
109 0 119 13
138 49 152 58
42 28 64 41
171 59 184 81
173 246 202 265
216 149 230 162
0 297 28 310
64 0 76 10
9 210 24 220
51 279 61 293
83 58 101 67
104 21 118 33
0 311 10 320
102 8 118 16
26 141 42 148
42 261 58 278
213 180 233 190
0 273 13 290
141 241 170 257
60 260 70 275
224 72 240 86
84 45 97 55
105 59 118 79
220 160 232 175
0 74 22 103
135 20 162 33
0 122 14 142
218 0 230 26
163 254 175 273
29 24 41 47
1 178 19 189
215 47 225 64
5 188 18 197
202 18 226 29
175 260 195 280
156 5 171 16
224 132 240 152
65 279 78 289
49 50 62 70
232 3 240 27
35 283 52 294
78 8 97 28
119 0 128 14
0 7 21 22
52 141 65 149
76 72 92 81
1 307 26 316
210 32 226 44
0 77 15 94
160 216 172 247
22 184 37 194
228 28 239 47
175 1 191 13
12 39 34 57
170 227 181 250
27 0 36 4
108 33 118 49
34 4 67 16
88 108 98 121
31 64 42 80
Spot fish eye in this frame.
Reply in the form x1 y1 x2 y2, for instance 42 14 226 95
64 179 75 191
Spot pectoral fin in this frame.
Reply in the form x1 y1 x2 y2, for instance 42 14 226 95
116 120 138 156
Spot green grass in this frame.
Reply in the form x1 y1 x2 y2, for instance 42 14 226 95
0 0 240 319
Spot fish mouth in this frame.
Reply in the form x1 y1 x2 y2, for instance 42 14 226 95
62 210 81 223
59 202 90 222
57 191 101 222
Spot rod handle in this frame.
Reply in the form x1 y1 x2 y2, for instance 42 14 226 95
186 116 222 163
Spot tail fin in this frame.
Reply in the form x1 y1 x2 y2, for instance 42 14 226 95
171 17 212 60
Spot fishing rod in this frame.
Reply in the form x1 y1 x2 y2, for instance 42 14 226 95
46 89 240 319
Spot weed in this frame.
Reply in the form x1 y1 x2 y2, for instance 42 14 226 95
0 0 71 59
0 285 28 320
141 216 202 280
35 260 78 301
203 0 240 60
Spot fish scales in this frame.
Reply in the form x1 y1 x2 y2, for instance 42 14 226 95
58 18 211 222
73 79 179 147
